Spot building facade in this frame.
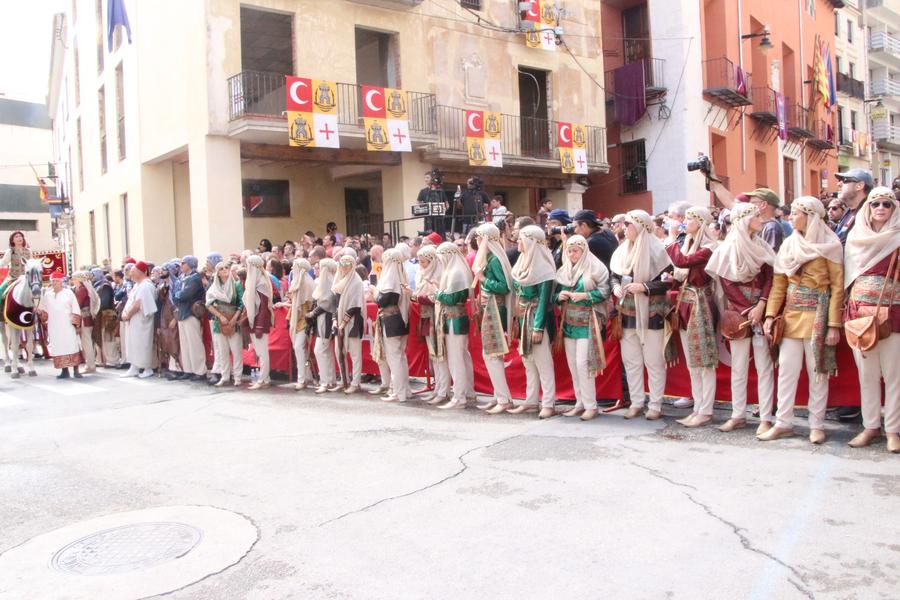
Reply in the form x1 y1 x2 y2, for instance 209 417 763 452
587 0 842 217
48 0 608 266
866 0 900 185
0 96 57 252
834 0 871 174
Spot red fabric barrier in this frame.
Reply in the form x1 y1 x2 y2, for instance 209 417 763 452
243 303 860 406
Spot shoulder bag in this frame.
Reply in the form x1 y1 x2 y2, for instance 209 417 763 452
845 250 898 354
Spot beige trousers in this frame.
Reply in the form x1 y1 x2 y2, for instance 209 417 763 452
101 327 120 366
565 337 596 411
620 328 666 411
251 333 270 384
79 326 96 370
689 367 717 416
178 316 207 376
483 353 512 405
314 337 335 387
446 333 471 403
522 335 556 408
383 335 409 399
376 355 392 391
213 331 243 382
291 331 313 385
776 337 829 430
432 358 451 398
729 334 775 422
119 321 128 363
853 332 900 434
336 336 362 386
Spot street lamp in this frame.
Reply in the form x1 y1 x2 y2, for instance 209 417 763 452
741 26 773 54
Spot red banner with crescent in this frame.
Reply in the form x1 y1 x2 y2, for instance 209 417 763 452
362 85 411 152
465 110 502 168
557 122 588 175
523 0 556 51
0 249 67 282
286 76 340 149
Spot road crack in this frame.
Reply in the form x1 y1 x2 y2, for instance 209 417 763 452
317 434 521 527
630 461 814 600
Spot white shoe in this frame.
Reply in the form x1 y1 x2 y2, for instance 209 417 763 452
382 393 398 402
315 385 330 394
295 382 307 391
439 398 467 409
673 397 694 409
122 367 139 378
138 369 154 379
344 384 360 394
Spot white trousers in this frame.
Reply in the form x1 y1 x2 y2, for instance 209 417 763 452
376 355 392 391
79 326 96 370
688 367 717 416
177 316 207 376
565 337 596 410
522 336 556 408
314 337 335 386
291 331 313 385
382 336 409 399
853 332 900 434
119 321 129 363
335 336 362 386
620 329 666 411
101 330 120 366
729 334 775 422
447 333 471 402
213 331 243 381
251 333 270 384
432 358 451 398
776 337 828 430
483 353 512 405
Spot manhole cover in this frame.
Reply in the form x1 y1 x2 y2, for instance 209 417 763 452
51 522 203 575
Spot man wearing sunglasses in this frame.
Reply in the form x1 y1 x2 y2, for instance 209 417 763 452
826 199 847 229
833 168 874 244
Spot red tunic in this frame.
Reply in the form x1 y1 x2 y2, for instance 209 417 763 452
252 292 271 337
720 264 774 313
667 244 714 328
845 252 900 334
73 285 95 328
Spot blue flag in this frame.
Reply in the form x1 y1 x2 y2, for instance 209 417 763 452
107 0 132 52
825 44 837 110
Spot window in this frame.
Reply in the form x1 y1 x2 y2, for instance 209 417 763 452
103 202 111 259
73 43 80 107
850 110 858 130
76 117 84 190
459 0 481 8
88 209 97 264
355 27 399 89
621 140 647 194
834 12 840 36
849 61 856 79
847 18 853 43
121 193 129 256
0 219 38 231
242 179 291 217
836 55 843 75
95 0 103 74
116 63 125 160
98 85 107 174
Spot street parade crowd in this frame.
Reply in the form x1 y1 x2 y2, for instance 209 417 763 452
2 168 898 454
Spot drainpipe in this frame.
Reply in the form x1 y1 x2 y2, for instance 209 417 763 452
798 0 805 191
738 0 746 172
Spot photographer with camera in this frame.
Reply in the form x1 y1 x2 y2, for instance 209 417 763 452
457 176 490 234
572 209 618 269
417 169 447 237
546 209 575 268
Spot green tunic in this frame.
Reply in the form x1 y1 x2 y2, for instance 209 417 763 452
480 254 509 327
208 282 244 335
435 289 469 335
554 277 607 339
513 280 553 332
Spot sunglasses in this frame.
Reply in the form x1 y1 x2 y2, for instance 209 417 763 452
869 200 896 209
840 178 860 183
827 206 844 211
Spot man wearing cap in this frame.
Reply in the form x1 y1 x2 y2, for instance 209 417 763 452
834 168 874 243
121 262 158 378
546 209 572 268
706 165 785 252
573 209 618 268
38 272 84 379
173 255 208 381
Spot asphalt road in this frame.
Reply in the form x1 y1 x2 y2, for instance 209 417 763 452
0 362 897 600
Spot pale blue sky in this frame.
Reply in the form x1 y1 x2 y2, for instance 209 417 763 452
0 0 65 102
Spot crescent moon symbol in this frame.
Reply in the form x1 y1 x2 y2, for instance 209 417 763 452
560 124 571 144
289 80 309 106
20 311 33 326
527 0 538 17
467 112 482 134
365 89 383 113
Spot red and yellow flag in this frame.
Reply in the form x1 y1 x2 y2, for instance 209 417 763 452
557 122 588 175
523 0 556 51
465 110 503 168
286 76 340 148
362 85 411 152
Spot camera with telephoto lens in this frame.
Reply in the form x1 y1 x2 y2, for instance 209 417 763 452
549 223 577 236
428 168 443 186
687 154 710 174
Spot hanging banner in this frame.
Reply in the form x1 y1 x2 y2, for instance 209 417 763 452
775 92 788 141
523 0 556 51
465 110 503 168
362 85 412 152
558 122 588 175
286 76 340 149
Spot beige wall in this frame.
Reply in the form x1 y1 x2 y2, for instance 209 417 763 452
0 123 56 250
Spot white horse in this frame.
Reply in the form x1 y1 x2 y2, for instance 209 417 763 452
0 259 43 378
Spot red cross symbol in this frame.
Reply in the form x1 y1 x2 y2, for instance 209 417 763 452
576 155 586 169
319 123 335 141
392 128 407 145
543 31 555 46
489 146 500 161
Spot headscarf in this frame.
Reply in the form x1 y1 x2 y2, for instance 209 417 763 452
205 252 223 272
706 202 776 283
511 225 557 287
335 247 357 261
394 242 412 262
91 267 110 291
242 254 273 324
610 210 672 335
774 196 843 276
556 235 609 292
672 206 719 282
437 241 473 294
332 255 365 324
206 262 236 305
181 255 199 273
415 246 442 298
473 222 515 332
376 248 410 324
313 258 337 301
288 258 315 336
844 186 900 287
72 270 101 315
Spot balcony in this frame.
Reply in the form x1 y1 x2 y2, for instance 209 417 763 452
426 105 607 171
872 121 900 148
702 57 752 107
603 57 667 107
867 1 897 23
839 126 854 149
808 119 835 149
749 86 778 123
871 77 900 98
787 104 814 138
226 70 436 146
836 72 866 100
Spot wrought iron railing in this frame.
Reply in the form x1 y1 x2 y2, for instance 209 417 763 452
836 72 866 100
603 58 667 102
702 57 751 95
788 103 812 136
750 86 778 119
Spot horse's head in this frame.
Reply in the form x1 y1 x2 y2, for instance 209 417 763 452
24 259 43 300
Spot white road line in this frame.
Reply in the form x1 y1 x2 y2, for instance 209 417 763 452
0 392 25 407
26 381 107 397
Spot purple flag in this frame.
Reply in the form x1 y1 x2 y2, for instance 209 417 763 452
775 92 788 141
613 61 647 126
735 65 747 96
107 0 132 52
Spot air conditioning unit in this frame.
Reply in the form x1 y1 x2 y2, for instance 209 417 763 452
346 0 425 8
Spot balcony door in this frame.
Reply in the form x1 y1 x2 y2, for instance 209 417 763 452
518 66 549 158
355 28 398 89
238 7 294 116
622 4 650 65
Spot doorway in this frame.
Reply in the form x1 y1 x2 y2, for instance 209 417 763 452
345 188 372 236
355 28 398 88
783 158 795 204
518 66 549 157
